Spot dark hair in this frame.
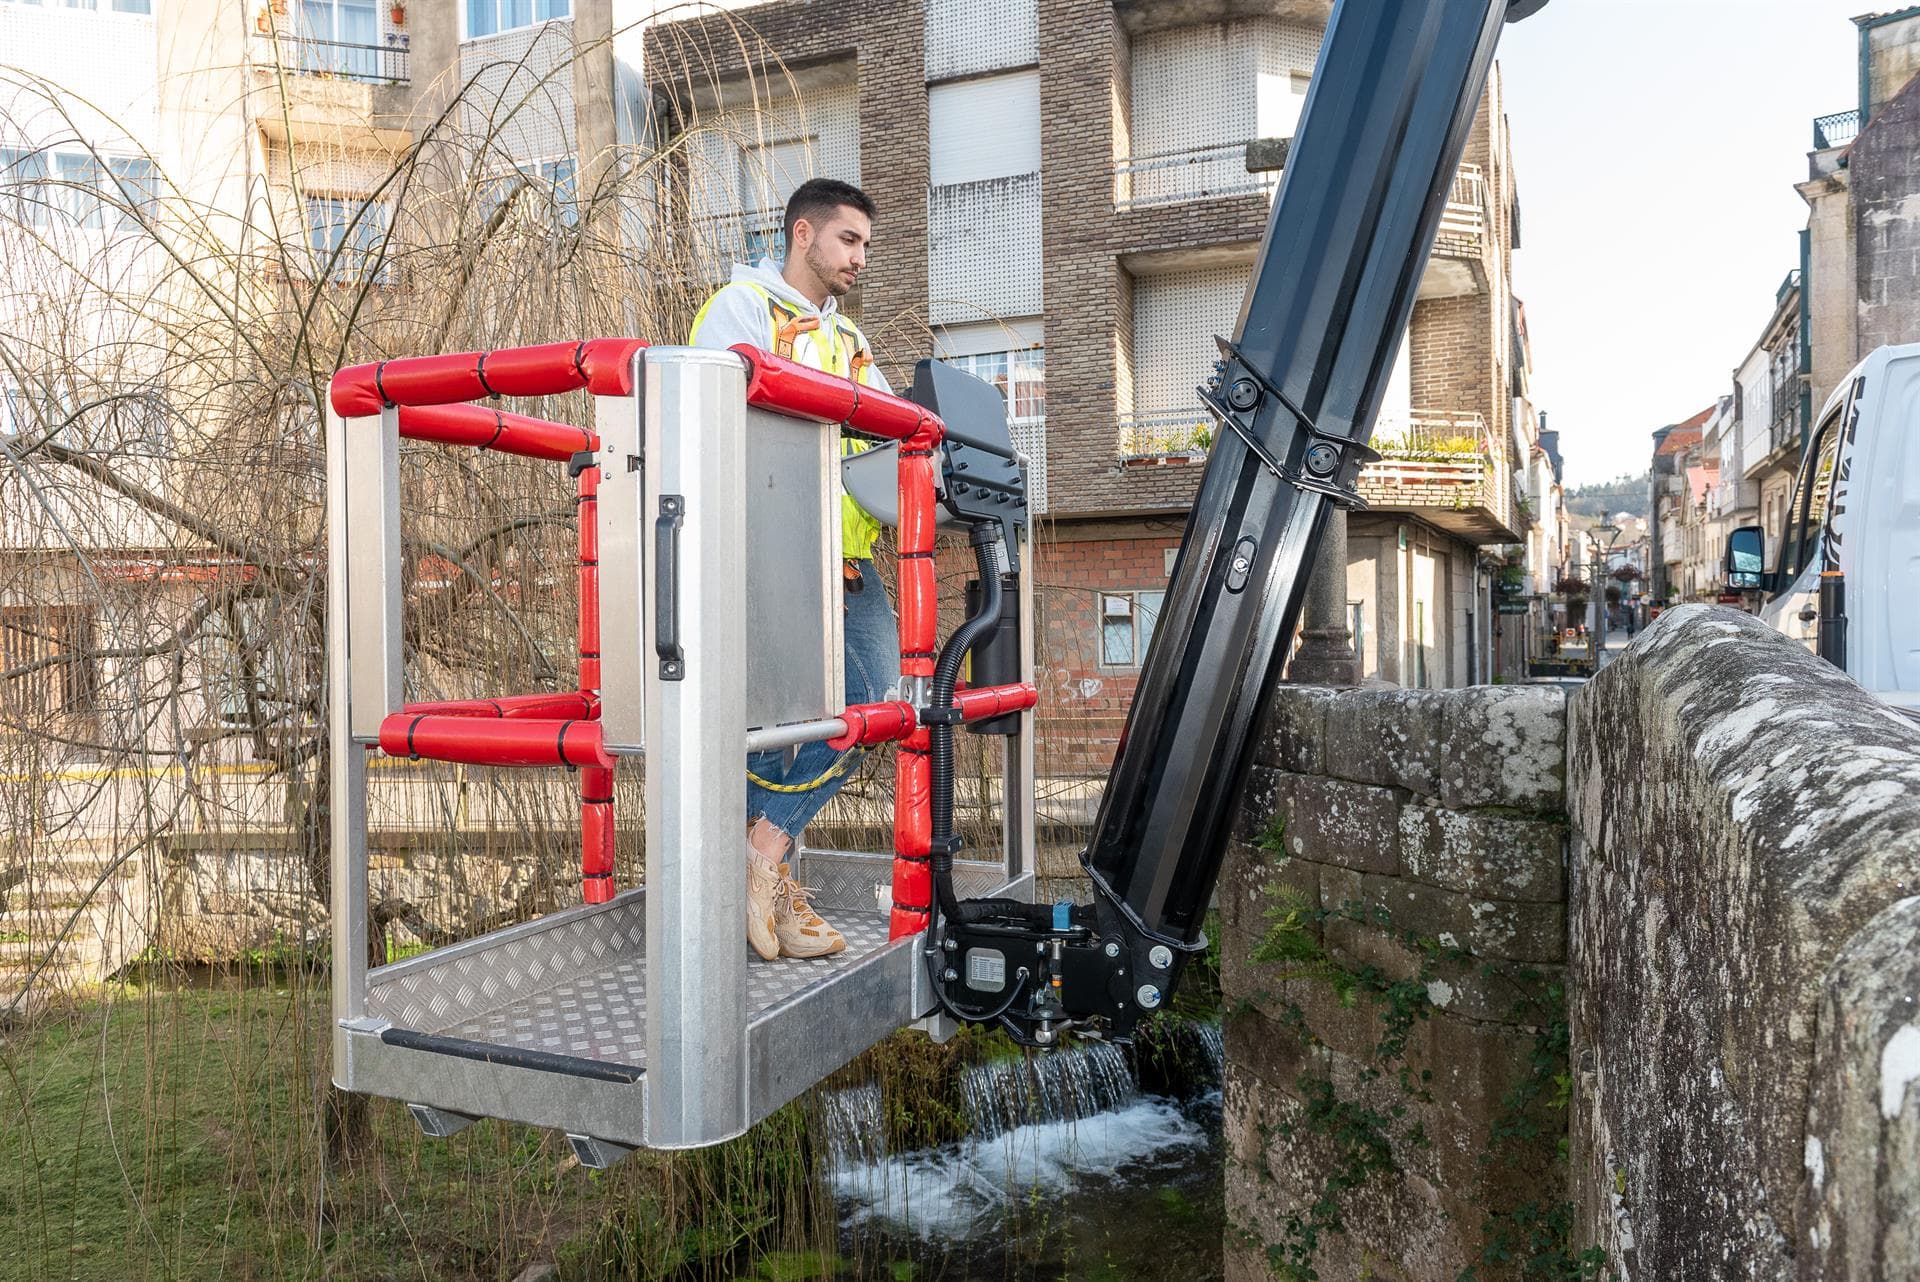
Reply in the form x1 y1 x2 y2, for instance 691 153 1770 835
783 178 876 244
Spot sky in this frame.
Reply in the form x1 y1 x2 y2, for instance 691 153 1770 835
1498 0 1869 487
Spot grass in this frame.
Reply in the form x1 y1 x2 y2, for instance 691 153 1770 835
0 982 657 1282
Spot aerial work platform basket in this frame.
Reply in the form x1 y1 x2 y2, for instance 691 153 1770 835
325 341 1034 1159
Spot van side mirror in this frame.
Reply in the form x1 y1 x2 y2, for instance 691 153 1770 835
1725 525 1767 591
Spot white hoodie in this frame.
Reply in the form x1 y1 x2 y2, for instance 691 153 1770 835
688 258 892 394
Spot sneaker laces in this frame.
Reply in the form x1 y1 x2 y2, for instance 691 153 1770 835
776 877 828 926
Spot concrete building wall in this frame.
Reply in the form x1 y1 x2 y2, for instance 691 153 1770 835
1850 74 1920 358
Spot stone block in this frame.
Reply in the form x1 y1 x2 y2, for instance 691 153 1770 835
1399 803 1564 902
1224 1003 1329 1095
1283 775 1402 875
1258 684 1336 774
1802 896 1920 1278
1439 685 1568 812
1220 840 1325 1006
1322 869 1564 965
1235 765 1296 850
1324 688 1444 796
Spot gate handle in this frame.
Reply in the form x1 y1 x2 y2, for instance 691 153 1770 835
655 495 684 680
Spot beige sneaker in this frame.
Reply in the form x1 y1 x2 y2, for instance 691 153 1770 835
746 853 780 961
772 864 846 958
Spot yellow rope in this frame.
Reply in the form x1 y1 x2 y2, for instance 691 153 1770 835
746 747 862 793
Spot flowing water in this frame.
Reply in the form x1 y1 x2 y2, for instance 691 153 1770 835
820 1023 1227 1281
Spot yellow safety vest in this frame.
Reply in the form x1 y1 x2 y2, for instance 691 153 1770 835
690 283 885 560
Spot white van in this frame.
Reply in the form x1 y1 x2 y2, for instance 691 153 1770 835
1726 343 1920 708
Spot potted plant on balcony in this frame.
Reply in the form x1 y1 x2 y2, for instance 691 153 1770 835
389 2 406 27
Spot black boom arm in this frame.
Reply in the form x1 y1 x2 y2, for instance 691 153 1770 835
930 0 1534 1044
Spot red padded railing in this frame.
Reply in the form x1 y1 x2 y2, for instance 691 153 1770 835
331 338 648 417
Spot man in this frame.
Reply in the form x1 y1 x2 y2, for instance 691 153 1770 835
689 177 897 962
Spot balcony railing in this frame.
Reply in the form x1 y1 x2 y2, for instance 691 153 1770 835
1813 109 1860 150
1373 409 1495 461
1776 267 1801 309
255 32 410 85
1008 413 1048 512
1116 408 1212 459
1433 164 1488 257
1113 141 1278 210
1361 409 1516 541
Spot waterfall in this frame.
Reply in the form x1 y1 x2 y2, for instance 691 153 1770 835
958 1039 1137 1138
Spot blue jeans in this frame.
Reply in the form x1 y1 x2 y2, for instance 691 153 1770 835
747 558 900 840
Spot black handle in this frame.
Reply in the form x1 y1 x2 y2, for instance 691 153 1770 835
655 495 684 680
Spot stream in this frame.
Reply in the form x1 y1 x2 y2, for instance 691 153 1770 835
820 1025 1226 1281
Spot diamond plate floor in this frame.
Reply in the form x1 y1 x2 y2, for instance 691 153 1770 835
427 910 894 1069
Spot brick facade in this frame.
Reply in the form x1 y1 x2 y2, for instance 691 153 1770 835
645 0 1531 775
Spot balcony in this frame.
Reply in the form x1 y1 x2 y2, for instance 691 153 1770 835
1116 408 1212 463
249 31 413 150
1416 164 1491 300
1358 409 1518 543
1812 109 1860 151
256 31 409 84
1113 141 1278 210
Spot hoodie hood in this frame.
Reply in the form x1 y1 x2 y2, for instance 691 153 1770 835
732 258 841 321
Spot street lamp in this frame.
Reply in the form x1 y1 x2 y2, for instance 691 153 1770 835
1592 521 1620 653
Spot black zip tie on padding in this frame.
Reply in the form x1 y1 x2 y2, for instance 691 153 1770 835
572 342 590 383
894 850 931 863
579 649 600 659
474 351 499 398
405 715 423 760
900 447 935 458
893 900 930 913
840 381 862 427
483 408 507 451
581 795 614 805
579 558 598 568
902 649 936 661
374 360 393 407
899 550 935 560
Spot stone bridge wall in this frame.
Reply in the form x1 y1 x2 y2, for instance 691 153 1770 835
1566 605 1920 1279
1222 605 1920 1280
1221 681 1570 1281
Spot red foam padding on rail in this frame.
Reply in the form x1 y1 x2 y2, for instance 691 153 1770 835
580 765 616 903
400 693 593 721
331 338 648 416
827 700 917 751
889 726 933 941
378 714 614 769
731 345 943 444
398 403 595 462
952 683 1039 722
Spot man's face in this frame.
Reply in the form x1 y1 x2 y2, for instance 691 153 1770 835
796 205 871 299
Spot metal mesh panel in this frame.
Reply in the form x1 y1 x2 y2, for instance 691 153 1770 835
1124 18 1320 206
459 21 577 169
0 5 156 148
928 173 1043 325
925 0 1037 82
1125 263 1248 454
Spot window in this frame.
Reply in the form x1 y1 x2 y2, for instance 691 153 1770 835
1100 589 1164 667
943 347 1045 420
306 194 391 283
0 146 51 228
2 147 155 230
0 606 99 734
464 0 568 40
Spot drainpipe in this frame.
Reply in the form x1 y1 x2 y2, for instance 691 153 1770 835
1798 229 1812 452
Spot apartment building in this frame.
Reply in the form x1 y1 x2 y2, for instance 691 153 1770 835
645 0 1534 770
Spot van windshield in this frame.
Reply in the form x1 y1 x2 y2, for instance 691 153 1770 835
1781 401 1845 582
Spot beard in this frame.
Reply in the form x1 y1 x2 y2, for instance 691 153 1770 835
806 242 853 298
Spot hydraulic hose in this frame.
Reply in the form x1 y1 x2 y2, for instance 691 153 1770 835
929 525 1052 929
